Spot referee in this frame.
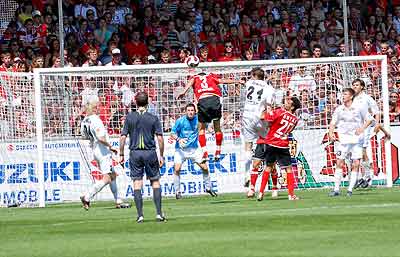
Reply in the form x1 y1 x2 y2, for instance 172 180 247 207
119 91 166 223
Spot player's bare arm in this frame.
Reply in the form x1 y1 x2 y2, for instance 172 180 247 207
218 78 244 85
328 117 337 142
157 134 165 167
374 124 391 140
96 135 117 153
356 118 374 135
177 77 194 99
119 135 127 163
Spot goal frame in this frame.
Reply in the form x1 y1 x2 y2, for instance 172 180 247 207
32 55 391 207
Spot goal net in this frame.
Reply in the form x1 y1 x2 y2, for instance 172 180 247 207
0 55 392 207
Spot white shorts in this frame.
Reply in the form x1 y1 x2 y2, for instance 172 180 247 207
174 147 203 164
93 145 113 174
242 117 269 143
335 142 363 160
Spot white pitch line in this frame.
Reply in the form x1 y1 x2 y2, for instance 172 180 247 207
45 202 400 226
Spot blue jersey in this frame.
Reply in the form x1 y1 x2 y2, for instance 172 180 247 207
172 115 199 149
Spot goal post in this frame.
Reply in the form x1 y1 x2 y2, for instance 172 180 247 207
0 55 392 207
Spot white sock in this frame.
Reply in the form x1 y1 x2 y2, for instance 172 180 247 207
348 171 358 192
334 168 342 192
174 174 181 193
85 180 108 201
244 151 253 181
109 179 121 203
362 161 372 179
203 172 211 190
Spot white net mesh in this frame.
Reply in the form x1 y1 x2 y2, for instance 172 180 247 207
0 0 18 36
0 57 391 207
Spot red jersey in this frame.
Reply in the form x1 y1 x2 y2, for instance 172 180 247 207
192 73 222 101
259 108 299 148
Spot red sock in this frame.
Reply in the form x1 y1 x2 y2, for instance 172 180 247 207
271 172 278 189
215 132 223 151
259 170 270 193
287 172 295 196
199 133 207 148
250 168 259 189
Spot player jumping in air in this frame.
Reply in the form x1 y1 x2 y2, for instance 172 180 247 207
79 99 129 210
328 87 374 197
242 68 278 195
351 78 380 188
177 72 243 162
170 103 217 199
249 96 302 201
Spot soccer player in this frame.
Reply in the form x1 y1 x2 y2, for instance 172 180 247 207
119 91 166 223
249 96 302 201
177 72 243 162
79 99 127 210
328 88 374 197
241 68 276 188
351 78 380 188
170 103 217 199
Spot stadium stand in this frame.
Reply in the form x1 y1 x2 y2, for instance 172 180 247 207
0 0 399 139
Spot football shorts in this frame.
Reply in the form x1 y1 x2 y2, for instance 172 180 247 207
197 95 222 123
174 147 203 164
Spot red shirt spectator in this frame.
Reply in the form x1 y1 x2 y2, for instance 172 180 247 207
125 31 149 59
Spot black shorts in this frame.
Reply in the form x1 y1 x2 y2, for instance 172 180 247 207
254 144 267 161
129 150 160 181
264 144 292 168
197 95 222 123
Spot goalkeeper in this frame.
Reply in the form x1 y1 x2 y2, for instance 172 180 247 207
170 103 217 199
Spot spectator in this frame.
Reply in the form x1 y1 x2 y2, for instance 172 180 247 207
28 55 44 72
126 31 149 60
0 52 12 72
245 32 266 60
82 48 102 67
159 49 172 64
241 48 254 62
389 91 400 122
359 39 377 56
299 47 311 58
105 48 126 66
269 43 288 60
218 41 239 61
74 0 97 20
267 21 289 51
312 44 323 58
198 45 212 62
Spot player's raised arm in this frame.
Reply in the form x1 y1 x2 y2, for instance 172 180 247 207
177 77 195 99
218 77 244 85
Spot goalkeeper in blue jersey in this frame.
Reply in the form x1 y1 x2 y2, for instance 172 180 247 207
171 103 217 199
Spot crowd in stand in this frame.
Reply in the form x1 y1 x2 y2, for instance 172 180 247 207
1 0 400 139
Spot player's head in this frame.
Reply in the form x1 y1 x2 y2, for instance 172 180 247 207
284 96 301 113
342 87 355 103
185 103 196 120
85 98 99 115
251 67 264 80
351 78 365 95
135 91 148 108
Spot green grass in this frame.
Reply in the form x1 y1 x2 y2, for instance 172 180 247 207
1 188 400 257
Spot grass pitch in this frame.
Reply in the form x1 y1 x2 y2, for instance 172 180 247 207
1 188 400 257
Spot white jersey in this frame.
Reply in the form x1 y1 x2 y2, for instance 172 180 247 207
242 79 275 142
80 114 113 173
243 79 275 120
80 114 109 149
352 91 379 124
332 104 373 144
